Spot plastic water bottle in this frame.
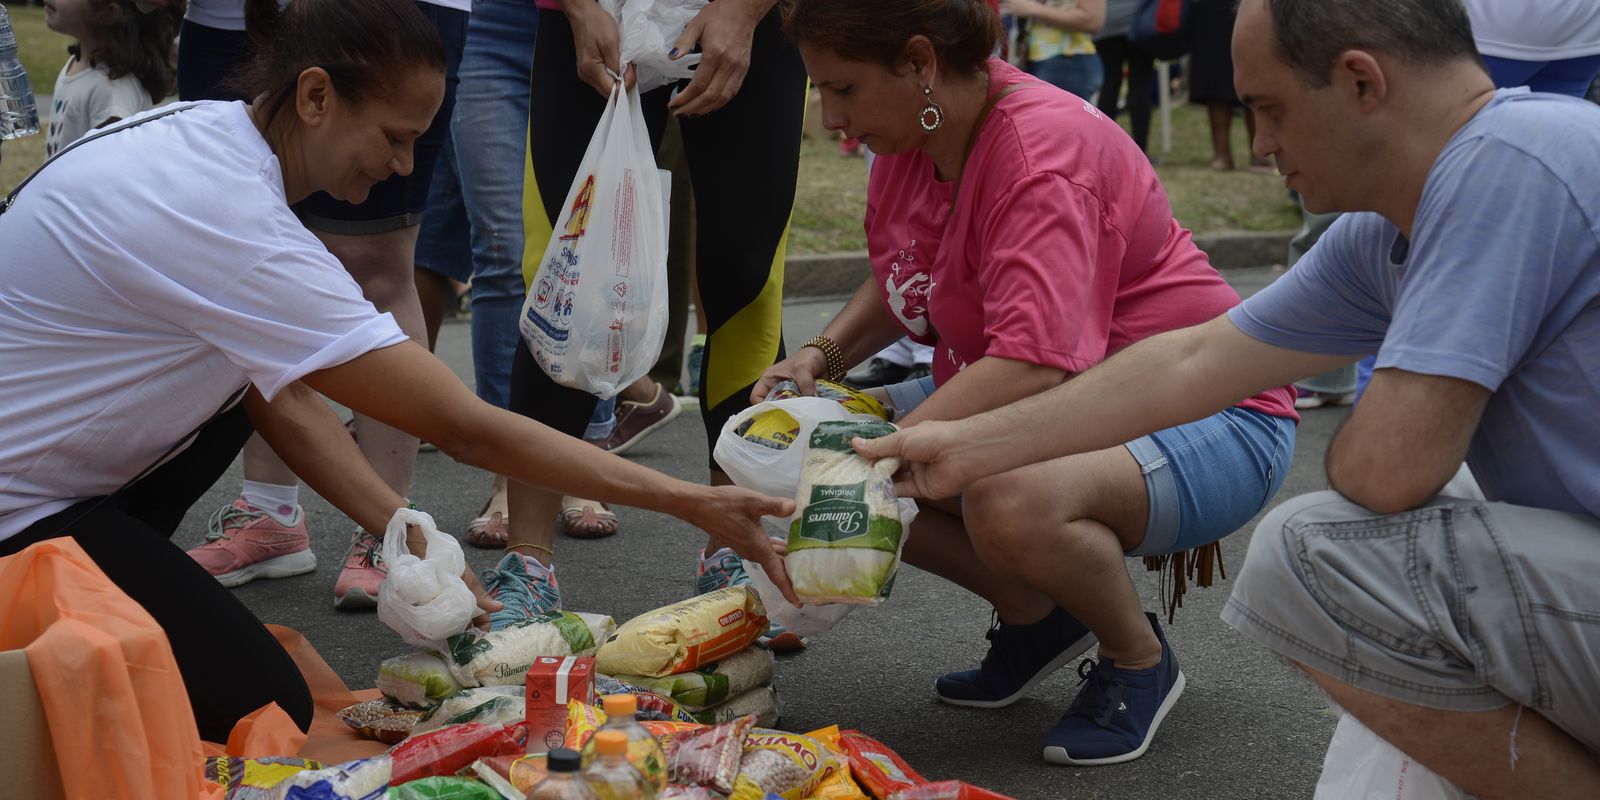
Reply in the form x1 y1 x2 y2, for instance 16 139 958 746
582 731 649 800
530 749 601 800
0 4 41 140
579 694 667 795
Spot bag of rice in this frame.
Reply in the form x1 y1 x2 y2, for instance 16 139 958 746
444 611 615 687
690 686 781 728
377 652 464 708
595 587 767 677
411 686 526 735
609 646 776 711
786 420 910 605
279 756 392 800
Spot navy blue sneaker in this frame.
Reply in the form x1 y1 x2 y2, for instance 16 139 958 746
1042 612 1185 766
935 607 1097 708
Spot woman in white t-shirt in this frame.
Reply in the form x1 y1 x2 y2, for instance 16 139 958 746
0 0 794 743
43 0 183 156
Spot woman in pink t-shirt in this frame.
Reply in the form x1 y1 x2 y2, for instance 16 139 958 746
763 0 1298 766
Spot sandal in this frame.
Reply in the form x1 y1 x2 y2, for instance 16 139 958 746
466 511 509 548
559 496 620 539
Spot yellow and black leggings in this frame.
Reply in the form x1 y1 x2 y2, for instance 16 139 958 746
512 8 807 469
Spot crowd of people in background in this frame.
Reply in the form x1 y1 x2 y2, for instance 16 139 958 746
4 0 1599 793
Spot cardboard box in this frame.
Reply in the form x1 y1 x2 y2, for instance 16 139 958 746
524 656 595 755
0 649 67 800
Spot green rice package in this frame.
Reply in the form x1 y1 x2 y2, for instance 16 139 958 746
609 646 776 711
786 420 906 605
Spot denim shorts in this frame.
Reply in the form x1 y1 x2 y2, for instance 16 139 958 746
1124 406 1296 557
1223 491 1600 752
1028 53 1105 103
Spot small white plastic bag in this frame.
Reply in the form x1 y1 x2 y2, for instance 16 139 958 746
377 508 478 650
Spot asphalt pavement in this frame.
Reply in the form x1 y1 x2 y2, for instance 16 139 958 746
176 266 1350 799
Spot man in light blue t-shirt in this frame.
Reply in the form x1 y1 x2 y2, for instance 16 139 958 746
847 0 1600 793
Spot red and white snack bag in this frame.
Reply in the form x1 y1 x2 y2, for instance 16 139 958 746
840 730 924 799
525 655 596 754
890 781 1018 800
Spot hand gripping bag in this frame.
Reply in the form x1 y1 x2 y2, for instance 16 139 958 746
601 0 708 93
520 78 669 397
378 509 478 650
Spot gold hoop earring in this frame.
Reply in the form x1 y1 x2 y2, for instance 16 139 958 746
919 86 944 133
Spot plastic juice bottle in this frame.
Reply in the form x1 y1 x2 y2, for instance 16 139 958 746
530 749 600 800
579 694 667 795
583 730 650 800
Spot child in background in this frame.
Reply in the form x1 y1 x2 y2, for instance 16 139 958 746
44 0 183 155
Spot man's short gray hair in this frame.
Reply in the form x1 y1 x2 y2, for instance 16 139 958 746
1265 0 1481 87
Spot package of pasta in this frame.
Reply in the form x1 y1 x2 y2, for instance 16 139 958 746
203 756 321 799
786 420 911 605
610 645 776 711
689 685 782 728
595 586 767 677
727 729 836 800
444 610 615 687
839 731 924 800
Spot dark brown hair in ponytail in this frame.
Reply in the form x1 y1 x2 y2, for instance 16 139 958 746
782 0 999 75
231 0 446 128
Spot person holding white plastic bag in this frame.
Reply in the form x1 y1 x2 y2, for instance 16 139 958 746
0 0 795 744
502 0 810 646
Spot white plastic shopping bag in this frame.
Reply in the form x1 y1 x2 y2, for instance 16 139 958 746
601 0 707 93
377 508 478 649
714 396 880 522
520 80 669 397
1313 714 1470 799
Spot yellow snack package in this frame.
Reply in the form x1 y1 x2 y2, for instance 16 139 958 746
804 726 869 800
564 698 607 750
595 586 768 677
728 729 834 800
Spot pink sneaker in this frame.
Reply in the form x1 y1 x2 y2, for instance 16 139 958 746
187 498 316 588
333 528 387 610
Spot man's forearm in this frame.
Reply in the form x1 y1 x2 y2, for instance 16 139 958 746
950 316 1334 480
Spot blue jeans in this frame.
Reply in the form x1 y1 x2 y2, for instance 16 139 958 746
1029 53 1105 102
433 0 539 410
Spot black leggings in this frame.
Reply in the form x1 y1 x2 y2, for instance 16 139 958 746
1095 36 1157 153
513 9 808 467
0 406 314 742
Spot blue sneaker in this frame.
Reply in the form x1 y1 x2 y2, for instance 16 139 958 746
696 547 806 651
936 607 1096 708
482 552 562 631
1042 612 1185 766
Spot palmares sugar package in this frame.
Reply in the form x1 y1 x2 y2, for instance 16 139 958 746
786 420 907 605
